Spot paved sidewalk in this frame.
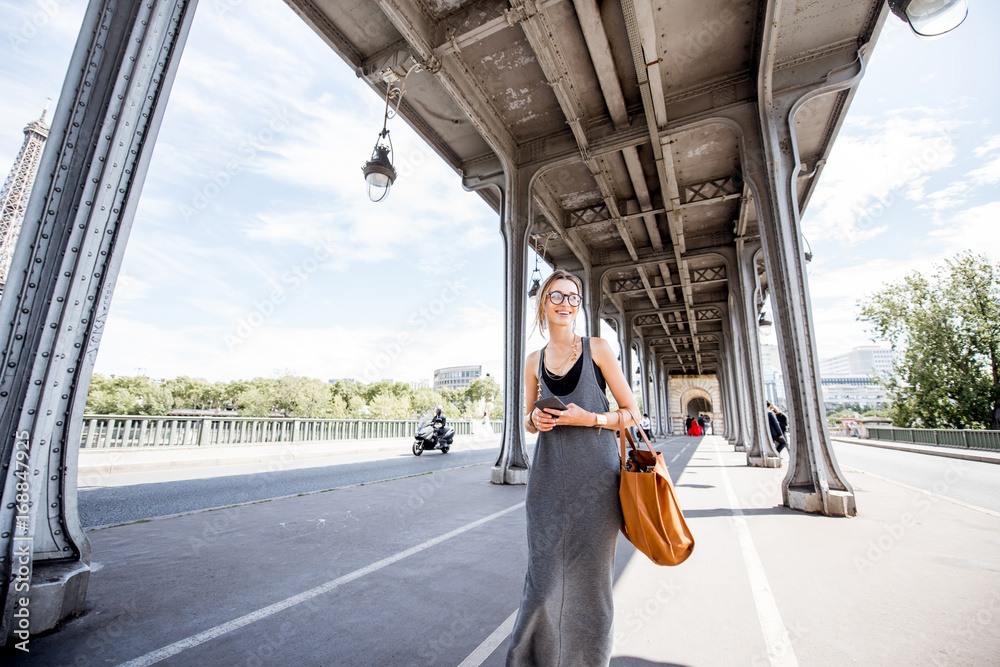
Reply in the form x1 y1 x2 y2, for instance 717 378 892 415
833 436 1000 465
10 435 1000 665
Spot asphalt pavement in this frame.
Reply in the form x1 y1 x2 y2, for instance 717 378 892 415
10 434 999 666
832 439 1000 513
79 447 501 528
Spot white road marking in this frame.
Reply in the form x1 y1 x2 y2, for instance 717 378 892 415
115 502 526 667
713 444 799 667
457 609 519 667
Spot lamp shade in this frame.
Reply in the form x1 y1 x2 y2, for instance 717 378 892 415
362 145 396 202
889 0 968 38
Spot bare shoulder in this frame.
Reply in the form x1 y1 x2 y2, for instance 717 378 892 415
589 337 614 364
525 349 541 374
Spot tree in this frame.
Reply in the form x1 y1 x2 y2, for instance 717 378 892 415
465 376 504 418
858 252 1000 429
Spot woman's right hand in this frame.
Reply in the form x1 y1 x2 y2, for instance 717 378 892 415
531 408 559 432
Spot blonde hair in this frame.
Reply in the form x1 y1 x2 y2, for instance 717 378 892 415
533 269 583 335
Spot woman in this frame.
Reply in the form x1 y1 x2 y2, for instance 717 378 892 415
687 418 702 437
506 269 640 667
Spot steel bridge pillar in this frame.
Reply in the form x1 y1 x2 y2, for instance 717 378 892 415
492 164 535 485
735 240 780 467
744 6 864 514
0 0 200 640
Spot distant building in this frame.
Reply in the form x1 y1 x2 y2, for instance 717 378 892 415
820 345 898 378
820 377 889 410
434 365 482 391
409 379 431 390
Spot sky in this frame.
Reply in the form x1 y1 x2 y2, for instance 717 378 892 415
0 0 997 385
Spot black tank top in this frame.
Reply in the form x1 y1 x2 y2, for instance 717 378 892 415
541 341 607 396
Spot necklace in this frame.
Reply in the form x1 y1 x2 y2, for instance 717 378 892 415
544 335 580 381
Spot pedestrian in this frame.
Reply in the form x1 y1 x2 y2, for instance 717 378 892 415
767 403 787 453
509 269 640 667
640 413 653 441
687 417 702 437
685 415 693 433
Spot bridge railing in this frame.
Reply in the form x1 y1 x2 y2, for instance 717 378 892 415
78 415 503 449
867 427 1000 452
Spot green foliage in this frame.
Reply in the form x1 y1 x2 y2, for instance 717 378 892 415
858 252 1000 429
84 371 505 422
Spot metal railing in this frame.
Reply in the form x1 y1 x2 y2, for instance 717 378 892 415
79 415 503 449
867 427 1000 452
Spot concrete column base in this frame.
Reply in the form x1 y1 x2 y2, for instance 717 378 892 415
491 465 528 485
733 443 746 452
787 487 856 517
747 454 781 468
16 560 90 639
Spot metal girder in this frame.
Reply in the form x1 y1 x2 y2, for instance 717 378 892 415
0 0 199 636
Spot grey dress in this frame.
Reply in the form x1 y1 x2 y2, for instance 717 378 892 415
506 337 621 667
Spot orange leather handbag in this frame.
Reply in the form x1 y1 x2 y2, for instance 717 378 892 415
617 409 695 566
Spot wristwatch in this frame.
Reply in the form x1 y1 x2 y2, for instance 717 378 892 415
594 413 608 428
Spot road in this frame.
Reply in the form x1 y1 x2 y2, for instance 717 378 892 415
833 440 1000 513
78 447 502 528
79 437 998 529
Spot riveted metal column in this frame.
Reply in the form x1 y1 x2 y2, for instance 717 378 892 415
748 0 867 515
659 361 670 435
718 339 735 443
649 350 662 437
583 265 602 339
622 317 635 397
737 241 780 468
726 277 752 453
0 0 200 638
637 340 650 420
493 165 534 485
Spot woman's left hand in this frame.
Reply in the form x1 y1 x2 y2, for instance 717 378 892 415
546 402 594 427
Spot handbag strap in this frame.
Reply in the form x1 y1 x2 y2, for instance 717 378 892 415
617 407 655 465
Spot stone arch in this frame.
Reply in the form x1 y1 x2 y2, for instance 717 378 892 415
670 376 724 434
680 387 713 418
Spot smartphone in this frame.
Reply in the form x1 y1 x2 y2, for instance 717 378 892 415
534 396 568 412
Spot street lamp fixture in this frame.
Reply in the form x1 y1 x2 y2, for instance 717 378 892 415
362 63 422 202
888 0 968 38
362 134 396 203
758 312 773 330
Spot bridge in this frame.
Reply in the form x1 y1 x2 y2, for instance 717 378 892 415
0 0 984 651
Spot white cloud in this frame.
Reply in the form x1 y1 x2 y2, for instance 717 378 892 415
973 134 1000 158
968 154 1000 186
928 202 1000 257
802 110 959 245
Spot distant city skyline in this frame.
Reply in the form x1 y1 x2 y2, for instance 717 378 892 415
0 1 997 383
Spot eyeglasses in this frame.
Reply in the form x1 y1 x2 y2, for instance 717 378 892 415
546 291 582 307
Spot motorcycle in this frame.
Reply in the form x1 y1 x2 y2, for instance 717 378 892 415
412 415 454 455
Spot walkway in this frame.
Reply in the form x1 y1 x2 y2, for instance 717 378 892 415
7 436 1000 665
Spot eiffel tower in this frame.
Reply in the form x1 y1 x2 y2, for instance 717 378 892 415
0 106 50 297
